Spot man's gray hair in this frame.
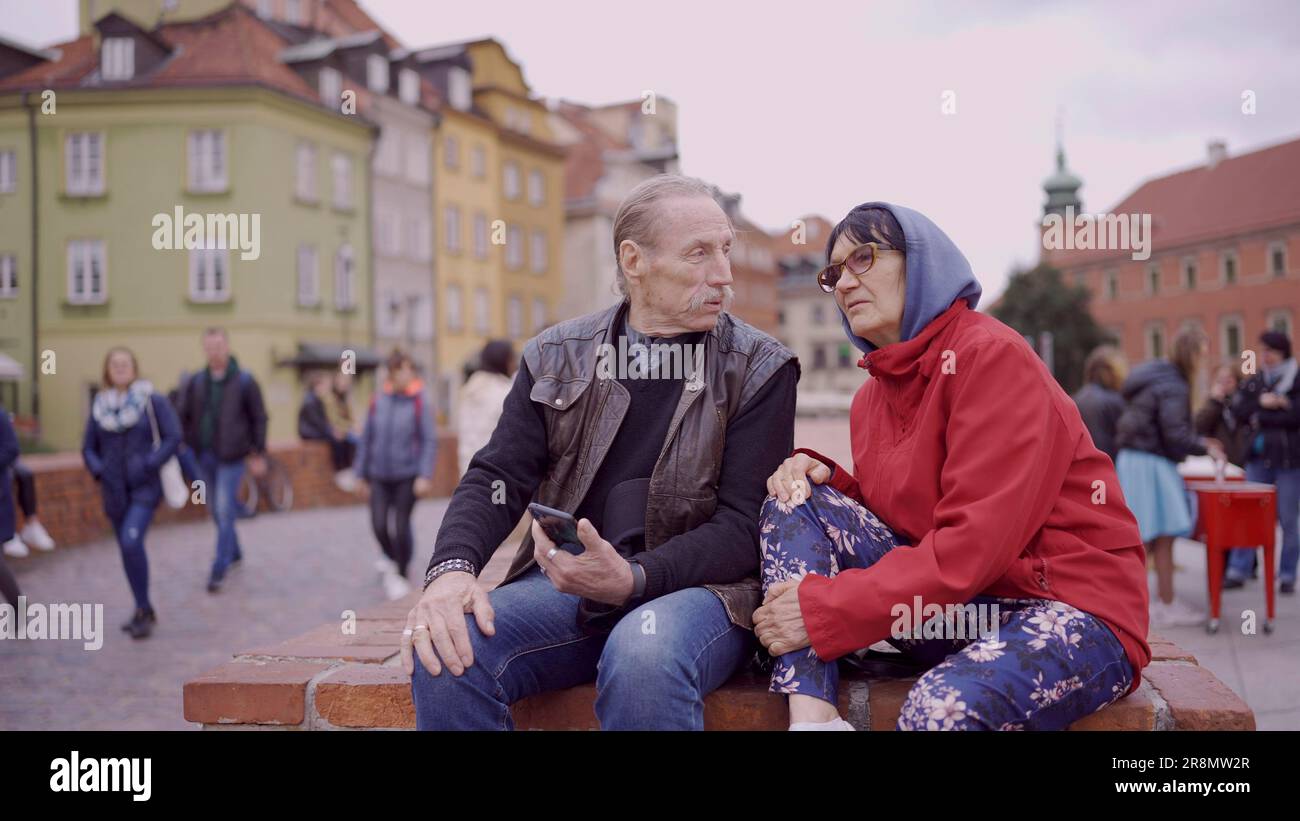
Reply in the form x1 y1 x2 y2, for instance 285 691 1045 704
612 174 716 300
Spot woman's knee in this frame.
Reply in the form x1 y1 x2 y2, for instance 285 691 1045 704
897 670 999 731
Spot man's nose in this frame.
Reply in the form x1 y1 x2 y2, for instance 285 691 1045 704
707 253 733 286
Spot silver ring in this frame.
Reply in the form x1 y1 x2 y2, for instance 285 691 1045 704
547 547 559 561
402 628 414 637
413 624 429 633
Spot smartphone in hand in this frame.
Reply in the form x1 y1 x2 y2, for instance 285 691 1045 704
527 503 585 555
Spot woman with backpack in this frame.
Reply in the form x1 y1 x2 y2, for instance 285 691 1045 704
356 349 437 600
82 347 182 638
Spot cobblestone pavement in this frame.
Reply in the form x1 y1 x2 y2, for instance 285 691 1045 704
3 417 1296 728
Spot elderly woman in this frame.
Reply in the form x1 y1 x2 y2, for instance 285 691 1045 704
754 203 1150 730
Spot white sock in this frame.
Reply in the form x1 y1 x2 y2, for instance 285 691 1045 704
789 717 855 731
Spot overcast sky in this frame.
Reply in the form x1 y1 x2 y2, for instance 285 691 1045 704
3 0 1298 300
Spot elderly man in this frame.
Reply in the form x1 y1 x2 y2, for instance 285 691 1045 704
404 174 798 729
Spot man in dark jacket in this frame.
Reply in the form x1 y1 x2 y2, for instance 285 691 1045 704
176 328 268 592
1227 331 1300 592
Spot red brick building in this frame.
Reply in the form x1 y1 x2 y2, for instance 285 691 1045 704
1044 137 1300 370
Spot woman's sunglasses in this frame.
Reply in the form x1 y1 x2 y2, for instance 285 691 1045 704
815 241 899 294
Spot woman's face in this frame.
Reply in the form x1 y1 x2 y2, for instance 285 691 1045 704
107 351 136 389
829 231 907 348
390 362 414 390
1212 368 1237 396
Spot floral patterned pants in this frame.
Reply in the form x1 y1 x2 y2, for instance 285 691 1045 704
759 483 1134 730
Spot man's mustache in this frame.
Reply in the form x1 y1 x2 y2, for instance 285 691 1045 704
688 285 735 312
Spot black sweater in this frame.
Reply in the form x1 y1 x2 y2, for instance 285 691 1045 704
428 347 798 602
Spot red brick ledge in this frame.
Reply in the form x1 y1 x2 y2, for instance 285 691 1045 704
183 598 1255 730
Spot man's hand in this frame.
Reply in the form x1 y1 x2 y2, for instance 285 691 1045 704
400 571 495 677
753 578 812 657
766 453 830 505
532 518 634 605
247 454 267 478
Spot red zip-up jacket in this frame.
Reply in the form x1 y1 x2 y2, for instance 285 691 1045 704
794 300 1151 694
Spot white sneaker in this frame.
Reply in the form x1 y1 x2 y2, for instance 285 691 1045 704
381 571 411 601
1150 598 1204 629
20 521 55 551
3 536 29 558
374 556 398 578
334 470 359 492
789 717 855 731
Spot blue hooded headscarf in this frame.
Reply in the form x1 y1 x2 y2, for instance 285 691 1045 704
834 202 982 354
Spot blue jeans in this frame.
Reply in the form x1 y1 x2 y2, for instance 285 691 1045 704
198 451 245 578
759 484 1134 730
409 565 756 730
113 501 157 612
1227 462 1300 583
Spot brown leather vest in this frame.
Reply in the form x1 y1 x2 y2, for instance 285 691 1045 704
500 300 795 629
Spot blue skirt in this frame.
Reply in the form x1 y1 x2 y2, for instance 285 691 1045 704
1115 448 1193 543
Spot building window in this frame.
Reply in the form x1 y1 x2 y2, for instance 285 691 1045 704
398 68 420 105
319 66 342 107
1267 309 1293 338
334 245 356 309
1270 241 1288 277
295 141 317 201
507 295 522 338
444 135 459 170
0 150 16 193
503 161 520 200
296 244 319 306
331 152 352 210
532 297 546 334
67 239 107 304
406 134 430 185
101 37 134 81
411 216 432 263
189 246 230 302
530 229 547 273
1220 315 1243 359
447 67 471 111
375 209 398 257
812 303 825 324
444 206 462 253
473 287 489 334
375 129 400 177
506 224 523 270
1145 323 1165 361
471 145 485 178
65 132 105 195
1105 270 1118 301
837 343 853 368
812 345 827 370
1221 250 1238 285
473 213 488 259
366 54 389 94
1147 263 1160 295
527 169 544 206
1183 257 1198 290
446 284 463 331
0 255 16 298
188 129 227 192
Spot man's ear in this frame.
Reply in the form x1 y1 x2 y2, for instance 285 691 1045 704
619 239 644 288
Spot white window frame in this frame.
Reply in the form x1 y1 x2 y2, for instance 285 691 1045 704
65 132 105 196
503 161 520 200
447 67 471 111
67 239 107 304
531 297 546 334
1268 241 1288 277
334 244 356 310
1220 249 1238 286
473 287 489 334
398 68 420 105
506 224 523 270
296 244 319 306
0 150 16 193
444 135 459 170
331 152 353 210
444 205 462 253
507 295 522 338
411 216 432 263
102 37 135 81
470 145 485 178
1219 314 1244 359
473 213 488 259
1144 321 1165 361
0 254 16 298
188 129 227 193
1266 309 1293 339
446 284 463 331
406 134 429 184
530 229 547 273
319 66 342 107
527 169 544 206
1183 256 1198 290
188 245 230 302
366 53 389 94
295 141 317 202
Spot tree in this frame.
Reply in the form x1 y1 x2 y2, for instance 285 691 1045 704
991 262 1115 395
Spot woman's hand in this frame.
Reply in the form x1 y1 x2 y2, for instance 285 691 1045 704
753 579 812 657
766 453 831 505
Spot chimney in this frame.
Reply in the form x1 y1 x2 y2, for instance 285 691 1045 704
1207 139 1228 169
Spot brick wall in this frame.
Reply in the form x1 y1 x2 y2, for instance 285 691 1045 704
14 432 460 549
